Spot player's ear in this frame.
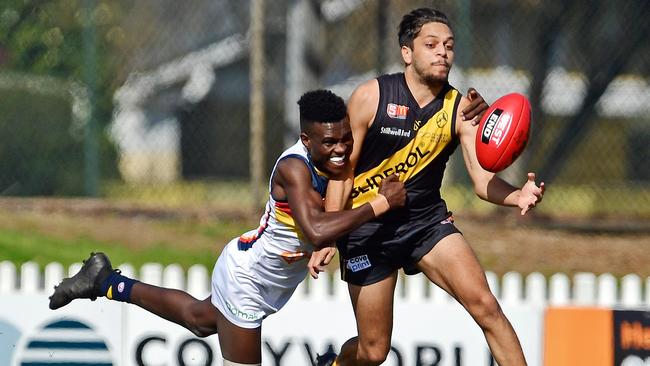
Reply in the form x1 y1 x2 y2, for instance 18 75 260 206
300 132 311 150
401 45 412 65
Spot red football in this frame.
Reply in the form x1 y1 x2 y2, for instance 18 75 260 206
475 93 531 172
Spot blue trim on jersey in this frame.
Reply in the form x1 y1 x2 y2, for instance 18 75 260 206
278 154 328 198
238 240 255 251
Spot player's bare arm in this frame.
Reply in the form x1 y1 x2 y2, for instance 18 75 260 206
323 79 380 214
274 158 405 248
456 96 545 214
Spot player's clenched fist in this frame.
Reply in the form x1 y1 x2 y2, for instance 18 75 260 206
378 174 406 209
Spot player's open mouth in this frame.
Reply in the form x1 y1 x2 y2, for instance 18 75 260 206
329 156 345 166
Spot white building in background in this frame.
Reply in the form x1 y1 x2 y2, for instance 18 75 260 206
109 34 247 184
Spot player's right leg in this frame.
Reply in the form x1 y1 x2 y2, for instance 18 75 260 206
416 233 527 366
335 272 398 366
50 252 263 364
49 252 220 337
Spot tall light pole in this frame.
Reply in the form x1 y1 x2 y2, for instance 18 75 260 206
250 0 266 208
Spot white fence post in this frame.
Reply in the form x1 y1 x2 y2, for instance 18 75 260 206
525 272 546 305
0 261 16 293
549 273 570 306
20 262 40 294
573 272 596 305
621 274 642 307
597 273 617 307
162 264 184 290
44 262 64 293
141 263 163 286
502 271 523 305
187 264 210 299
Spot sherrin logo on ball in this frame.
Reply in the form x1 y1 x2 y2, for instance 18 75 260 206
475 93 531 173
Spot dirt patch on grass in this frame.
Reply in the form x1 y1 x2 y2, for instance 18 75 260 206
456 213 650 277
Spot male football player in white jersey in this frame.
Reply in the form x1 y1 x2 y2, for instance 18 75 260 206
48 90 407 366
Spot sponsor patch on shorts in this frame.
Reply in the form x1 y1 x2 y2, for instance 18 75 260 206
346 254 372 272
225 300 264 321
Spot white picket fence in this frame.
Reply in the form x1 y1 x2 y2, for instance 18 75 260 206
2 260 649 308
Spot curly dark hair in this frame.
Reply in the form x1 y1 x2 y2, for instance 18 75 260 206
298 89 347 131
398 8 451 49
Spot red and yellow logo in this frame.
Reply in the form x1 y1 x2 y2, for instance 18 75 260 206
387 103 409 120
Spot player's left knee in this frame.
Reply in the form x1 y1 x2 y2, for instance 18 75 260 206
468 293 503 328
358 338 391 365
182 307 218 337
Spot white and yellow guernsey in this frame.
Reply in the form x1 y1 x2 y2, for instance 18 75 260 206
211 140 328 328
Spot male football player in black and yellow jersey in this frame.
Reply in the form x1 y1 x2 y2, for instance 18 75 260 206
319 8 545 366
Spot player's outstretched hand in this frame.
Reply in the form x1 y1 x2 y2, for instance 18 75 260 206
461 87 489 125
518 172 545 215
378 174 406 209
308 244 337 279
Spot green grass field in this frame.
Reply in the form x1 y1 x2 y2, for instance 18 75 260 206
1 180 649 275
0 207 256 269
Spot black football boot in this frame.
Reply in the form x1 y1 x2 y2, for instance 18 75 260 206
49 252 114 310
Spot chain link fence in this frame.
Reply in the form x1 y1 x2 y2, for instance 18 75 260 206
1 0 649 221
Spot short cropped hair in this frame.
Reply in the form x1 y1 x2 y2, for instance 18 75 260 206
298 90 347 131
398 8 452 49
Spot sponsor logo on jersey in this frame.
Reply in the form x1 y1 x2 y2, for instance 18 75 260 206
351 146 430 198
436 110 449 128
481 109 512 147
387 103 409 119
380 127 411 137
417 131 449 148
346 254 372 272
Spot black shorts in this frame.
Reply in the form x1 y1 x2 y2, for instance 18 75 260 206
336 214 461 286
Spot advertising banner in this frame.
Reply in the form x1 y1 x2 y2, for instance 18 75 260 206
1 293 543 365
544 307 650 366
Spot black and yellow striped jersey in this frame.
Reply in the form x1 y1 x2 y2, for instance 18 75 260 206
350 73 461 224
